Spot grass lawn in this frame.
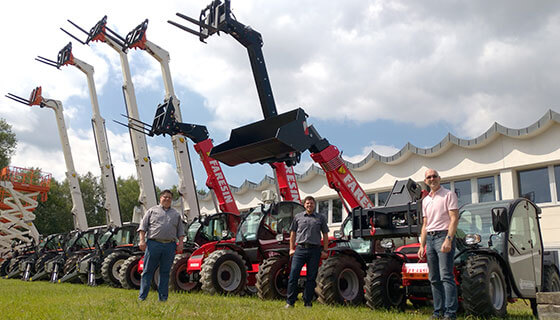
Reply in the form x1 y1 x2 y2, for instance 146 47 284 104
0 279 535 319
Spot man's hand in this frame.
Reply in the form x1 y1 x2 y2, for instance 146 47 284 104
139 240 146 251
176 241 184 254
417 245 425 260
320 250 328 259
289 248 295 256
441 238 452 253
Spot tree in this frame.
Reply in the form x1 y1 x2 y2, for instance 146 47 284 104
33 177 74 235
0 118 17 169
116 176 140 223
79 172 106 227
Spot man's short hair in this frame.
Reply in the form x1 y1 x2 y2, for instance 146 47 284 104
303 196 316 204
160 189 173 198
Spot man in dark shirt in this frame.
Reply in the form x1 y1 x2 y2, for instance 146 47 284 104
137 189 184 302
285 196 329 308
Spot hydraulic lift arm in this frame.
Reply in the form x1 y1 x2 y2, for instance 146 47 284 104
61 16 158 222
6 88 89 231
36 43 122 227
119 100 240 231
122 19 201 222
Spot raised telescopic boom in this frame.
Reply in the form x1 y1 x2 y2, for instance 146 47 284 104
6 88 89 231
122 20 201 221
61 16 158 222
119 99 240 232
169 1 369 209
36 43 122 227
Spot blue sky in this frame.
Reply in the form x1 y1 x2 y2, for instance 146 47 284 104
1 0 560 192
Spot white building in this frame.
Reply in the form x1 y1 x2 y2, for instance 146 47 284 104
196 110 560 250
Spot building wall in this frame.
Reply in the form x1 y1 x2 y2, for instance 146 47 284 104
195 111 560 249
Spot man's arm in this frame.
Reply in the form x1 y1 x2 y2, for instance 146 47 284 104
418 216 427 259
139 230 147 251
321 232 329 259
289 231 296 256
441 209 459 253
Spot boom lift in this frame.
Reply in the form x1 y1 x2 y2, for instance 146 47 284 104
36 43 122 227
6 88 89 231
169 0 372 212
120 19 201 221
61 16 158 222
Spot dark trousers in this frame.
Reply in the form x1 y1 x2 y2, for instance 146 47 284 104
139 239 176 301
286 246 322 306
426 233 458 318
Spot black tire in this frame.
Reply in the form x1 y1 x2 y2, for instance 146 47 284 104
170 253 199 292
364 257 405 310
256 255 290 300
461 255 507 318
200 250 247 295
316 254 365 305
0 259 10 276
542 265 560 292
151 267 160 290
118 254 142 289
101 252 130 287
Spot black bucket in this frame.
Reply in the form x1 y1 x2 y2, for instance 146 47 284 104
210 108 315 166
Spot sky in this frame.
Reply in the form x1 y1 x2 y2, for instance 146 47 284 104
1 0 560 192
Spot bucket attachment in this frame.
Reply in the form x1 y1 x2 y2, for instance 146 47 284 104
209 108 315 166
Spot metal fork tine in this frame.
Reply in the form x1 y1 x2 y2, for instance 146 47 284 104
120 114 153 128
167 20 204 38
113 120 152 136
37 56 58 65
105 26 126 43
35 58 59 68
60 28 86 45
175 12 218 33
5 94 30 105
67 20 89 35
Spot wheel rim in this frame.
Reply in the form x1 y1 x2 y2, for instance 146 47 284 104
489 271 505 310
176 263 197 291
217 260 242 291
130 263 141 286
111 260 124 279
386 273 404 306
338 268 360 301
274 264 289 297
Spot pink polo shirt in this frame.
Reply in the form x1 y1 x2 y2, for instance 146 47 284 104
422 187 458 232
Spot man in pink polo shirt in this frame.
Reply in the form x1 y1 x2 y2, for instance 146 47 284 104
418 169 459 320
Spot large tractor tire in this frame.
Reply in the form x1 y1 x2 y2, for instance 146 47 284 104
119 254 142 289
316 254 365 305
0 259 10 276
200 250 247 295
256 255 290 300
101 252 130 287
542 265 560 292
461 255 507 318
170 253 199 292
151 267 160 290
364 257 405 310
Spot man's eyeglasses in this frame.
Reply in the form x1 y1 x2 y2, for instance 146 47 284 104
425 174 439 180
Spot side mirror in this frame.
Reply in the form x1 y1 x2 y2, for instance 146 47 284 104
201 216 209 226
491 207 508 233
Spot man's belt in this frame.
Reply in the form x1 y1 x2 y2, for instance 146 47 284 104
427 230 448 236
298 243 321 248
150 239 174 243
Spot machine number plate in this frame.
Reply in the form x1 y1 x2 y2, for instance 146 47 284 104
404 263 429 274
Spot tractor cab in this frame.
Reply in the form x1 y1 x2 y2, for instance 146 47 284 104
189 212 241 244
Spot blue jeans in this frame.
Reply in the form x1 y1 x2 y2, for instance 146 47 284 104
286 246 321 306
426 233 458 318
139 240 176 301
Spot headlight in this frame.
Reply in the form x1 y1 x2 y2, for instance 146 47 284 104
380 239 394 249
276 234 284 241
465 234 481 245
333 230 342 239
221 230 229 237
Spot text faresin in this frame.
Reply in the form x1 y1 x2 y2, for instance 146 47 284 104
210 159 233 203
343 173 371 208
285 166 300 202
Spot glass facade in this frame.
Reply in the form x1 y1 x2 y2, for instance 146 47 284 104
454 179 472 207
555 165 560 201
332 198 343 223
378 191 390 206
518 167 551 203
440 182 451 191
477 176 496 203
317 200 329 221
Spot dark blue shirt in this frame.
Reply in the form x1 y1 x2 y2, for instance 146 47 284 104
290 211 329 246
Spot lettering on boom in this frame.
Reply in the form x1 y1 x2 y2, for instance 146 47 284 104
285 166 300 202
209 159 233 203
342 172 371 208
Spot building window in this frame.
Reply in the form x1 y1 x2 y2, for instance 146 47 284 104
519 167 551 203
368 193 375 205
478 176 496 203
317 200 329 221
378 191 390 206
555 165 560 202
332 198 343 223
454 180 472 207
440 182 451 191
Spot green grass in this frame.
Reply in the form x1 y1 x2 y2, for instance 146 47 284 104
0 279 534 320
